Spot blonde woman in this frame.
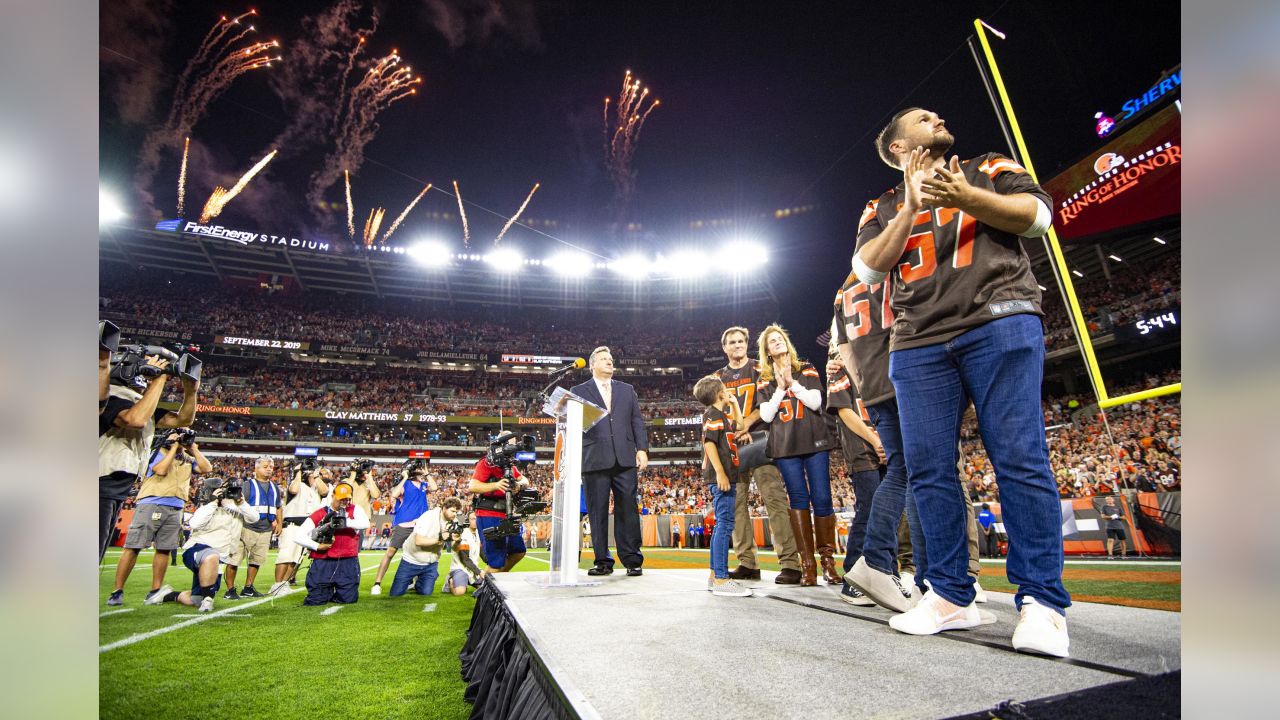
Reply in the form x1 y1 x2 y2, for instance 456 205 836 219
756 325 838 586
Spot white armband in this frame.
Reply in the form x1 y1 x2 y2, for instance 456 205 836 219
1020 199 1052 238
851 252 887 285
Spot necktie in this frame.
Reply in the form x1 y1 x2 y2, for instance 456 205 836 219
602 381 612 411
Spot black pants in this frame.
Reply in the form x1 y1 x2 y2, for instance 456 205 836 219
303 556 361 605
981 531 1000 558
99 497 126 563
584 463 643 570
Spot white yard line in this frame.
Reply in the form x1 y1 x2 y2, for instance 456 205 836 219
99 608 134 618
99 589 294 653
172 613 252 618
422 603 437 613
319 606 344 616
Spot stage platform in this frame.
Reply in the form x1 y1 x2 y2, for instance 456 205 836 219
463 568 1180 719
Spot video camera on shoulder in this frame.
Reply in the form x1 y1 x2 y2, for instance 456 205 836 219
109 343 202 391
485 431 537 470
350 459 376 474
312 507 348 544
403 457 429 475
197 476 243 505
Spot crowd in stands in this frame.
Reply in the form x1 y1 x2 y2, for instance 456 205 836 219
1040 253 1181 352
100 271 764 361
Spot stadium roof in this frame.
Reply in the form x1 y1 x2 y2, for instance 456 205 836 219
100 223 778 312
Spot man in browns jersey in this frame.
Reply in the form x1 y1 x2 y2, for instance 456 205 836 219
716 326 801 585
833 277 931 614
849 108 1070 657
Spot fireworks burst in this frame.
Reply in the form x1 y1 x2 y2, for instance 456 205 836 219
453 180 470 247
308 46 422 214
345 170 356 238
176 137 190 216
603 70 660 221
362 207 386 246
198 149 278 223
381 183 432 243
136 10 281 216
495 183 540 246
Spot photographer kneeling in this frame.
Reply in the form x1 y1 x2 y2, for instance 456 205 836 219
389 497 465 596
468 432 542 573
151 478 258 613
293 483 370 605
444 511 485 596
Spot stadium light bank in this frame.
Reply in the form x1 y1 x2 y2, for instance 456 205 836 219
403 238 767 281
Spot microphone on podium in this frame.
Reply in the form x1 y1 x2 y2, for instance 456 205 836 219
549 357 587 375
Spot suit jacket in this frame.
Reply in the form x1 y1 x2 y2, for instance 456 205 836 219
570 378 649 473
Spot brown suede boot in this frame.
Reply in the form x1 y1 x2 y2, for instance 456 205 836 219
788 509 817 586
814 514 841 585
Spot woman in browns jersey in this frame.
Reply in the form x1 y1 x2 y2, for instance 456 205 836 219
755 325 837 586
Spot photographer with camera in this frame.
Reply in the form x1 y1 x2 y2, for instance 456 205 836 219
292 483 370 606
106 428 212 606
387 497 466 597
271 460 330 595
444 511 485 596
346 460 382 547
222 457 282 600
148 477 258 613
369 459 436 596
99 320 120 412
98 344 202 562
467 432 539 573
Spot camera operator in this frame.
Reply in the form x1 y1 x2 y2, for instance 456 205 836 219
149 478 259 613
292 483 370 605
106 429 212 606
98 349 201 562
223 457 282 600
444 511 485 596
99 320 120 412
467 432 531 573
346 460 382 548
271 461 330 595
370 460 436 596
388 497 465 596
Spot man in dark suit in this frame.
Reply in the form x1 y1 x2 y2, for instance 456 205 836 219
571 346 649 576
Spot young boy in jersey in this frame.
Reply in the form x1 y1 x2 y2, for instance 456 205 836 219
693 375 751 597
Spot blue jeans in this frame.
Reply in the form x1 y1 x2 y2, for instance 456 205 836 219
709 483 736 579
860 400 928 592
774 452 833 516
841 467 884 571
890 314 1070 614
389 559 439 597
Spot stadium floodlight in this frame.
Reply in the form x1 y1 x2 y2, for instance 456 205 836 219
550 251 593 278
484 247 523 272
667 250 709 278
610 253 651 279
407 239 451 268
716 240 767 271
99 187 125 226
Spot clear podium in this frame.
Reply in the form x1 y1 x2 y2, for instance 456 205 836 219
528 387 609 588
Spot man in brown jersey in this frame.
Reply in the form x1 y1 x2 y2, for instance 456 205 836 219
850 108 1069 657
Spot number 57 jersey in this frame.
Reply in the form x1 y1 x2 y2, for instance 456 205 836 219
854 153 1052 353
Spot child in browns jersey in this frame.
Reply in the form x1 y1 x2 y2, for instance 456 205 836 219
693 375 751 597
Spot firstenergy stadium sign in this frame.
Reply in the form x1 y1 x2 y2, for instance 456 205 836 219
155 219 332 253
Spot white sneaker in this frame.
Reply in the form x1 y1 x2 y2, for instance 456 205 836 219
269 581 289 595
370 583 382 596
846 557 917 613
1012 597 1070 657
888 590 998 636
900 571 915 589
973 580 988 603
198 596 215 613
144 585 174 605
710 579 752 597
